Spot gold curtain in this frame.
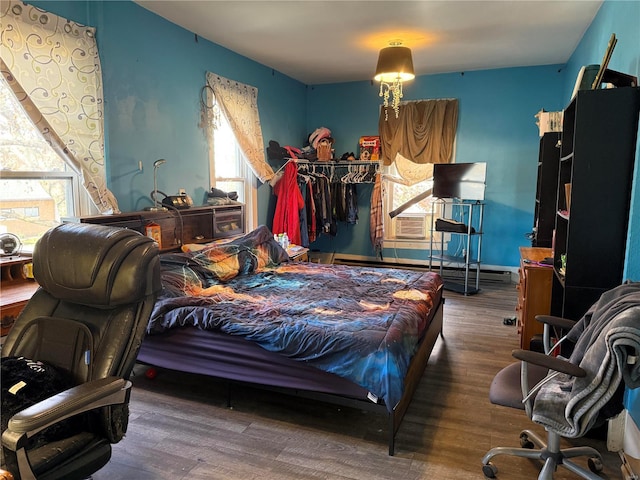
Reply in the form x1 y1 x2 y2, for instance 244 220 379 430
205 73 274 183
0 1 119 213
378 99 459 166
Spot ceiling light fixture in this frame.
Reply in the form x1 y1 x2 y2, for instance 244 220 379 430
374 42 415 120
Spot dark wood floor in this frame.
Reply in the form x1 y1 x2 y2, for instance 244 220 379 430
93 279 622 479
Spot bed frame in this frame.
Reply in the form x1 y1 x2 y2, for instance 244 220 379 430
137 292 444 456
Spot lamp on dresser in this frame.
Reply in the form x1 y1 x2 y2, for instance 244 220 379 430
146 158 167 211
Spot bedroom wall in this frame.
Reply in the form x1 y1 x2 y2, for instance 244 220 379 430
27 0 308 221
561 0 640 462
306 64 565 268
27 0 568 271
26 1 636 274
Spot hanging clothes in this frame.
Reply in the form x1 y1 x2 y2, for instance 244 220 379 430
272 161 304 245
331 182 358 225
312 173 333 236
345 183 358 224
297 176 310 247
305 179 317 243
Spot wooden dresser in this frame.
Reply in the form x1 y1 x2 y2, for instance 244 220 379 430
516 246 553 350
69 204 245 253
1 255 39 339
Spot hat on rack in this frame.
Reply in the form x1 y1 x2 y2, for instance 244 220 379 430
267 140 288 160
309 127 332 149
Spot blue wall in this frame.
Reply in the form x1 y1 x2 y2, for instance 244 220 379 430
307 66 564 266
27 1 638 271
29 0 308 221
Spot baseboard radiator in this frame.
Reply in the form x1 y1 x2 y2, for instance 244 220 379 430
330 255 513 283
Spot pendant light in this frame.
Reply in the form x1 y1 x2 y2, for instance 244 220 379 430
374 42 415 119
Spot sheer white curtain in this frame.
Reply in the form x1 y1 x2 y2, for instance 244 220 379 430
205 72 274 183
0 1 119 213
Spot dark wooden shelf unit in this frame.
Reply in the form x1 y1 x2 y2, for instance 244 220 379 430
72 204 245 252
551 87 640 320
532 132 561 247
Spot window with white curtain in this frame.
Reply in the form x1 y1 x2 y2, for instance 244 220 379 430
382 162 441 248
203 73 272 233
378 99 458 249
0 76 90 250
210 112 257 231
1 1 117 215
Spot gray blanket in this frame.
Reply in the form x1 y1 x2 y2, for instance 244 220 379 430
531 282 640 438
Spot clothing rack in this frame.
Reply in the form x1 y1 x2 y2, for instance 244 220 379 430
284 158 381 184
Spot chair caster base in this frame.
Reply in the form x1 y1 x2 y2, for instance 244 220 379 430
482 462 498 478
588 456 603 474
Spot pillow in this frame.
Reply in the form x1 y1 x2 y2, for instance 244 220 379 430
181 243 208 252
180 226 290 282
1 356 86 447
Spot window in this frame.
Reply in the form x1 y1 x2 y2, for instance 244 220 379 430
210 112 257 230
0 77 89 251
378 99 458 249
382 162 442 248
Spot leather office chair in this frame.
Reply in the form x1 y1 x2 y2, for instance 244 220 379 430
481 283 640 480
1 223 161 480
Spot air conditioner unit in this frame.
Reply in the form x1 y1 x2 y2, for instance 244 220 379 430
395 214 427 239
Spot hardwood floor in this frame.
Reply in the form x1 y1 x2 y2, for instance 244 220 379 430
93 279 622 479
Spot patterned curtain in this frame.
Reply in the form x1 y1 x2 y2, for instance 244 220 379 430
378 99 459 168
0 1 119 213
369 172 384 257
205 72 274 183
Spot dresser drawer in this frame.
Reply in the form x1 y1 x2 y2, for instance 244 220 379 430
518 247 553 350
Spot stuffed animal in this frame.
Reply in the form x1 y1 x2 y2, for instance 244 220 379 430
1 356 85 447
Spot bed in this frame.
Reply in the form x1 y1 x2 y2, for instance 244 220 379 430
136 226 444 455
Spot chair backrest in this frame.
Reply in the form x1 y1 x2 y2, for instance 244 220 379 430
531 284 640 438
2 223 161 385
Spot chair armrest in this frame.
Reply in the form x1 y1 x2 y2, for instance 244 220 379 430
512 349 586 378
2 376 130 451
535 315 577 330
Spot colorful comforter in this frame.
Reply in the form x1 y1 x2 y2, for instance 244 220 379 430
147 226 443 410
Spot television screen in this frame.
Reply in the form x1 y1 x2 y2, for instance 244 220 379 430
433 162 487 200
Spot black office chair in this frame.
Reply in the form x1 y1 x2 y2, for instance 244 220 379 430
1 223 161 480
482 283 640 480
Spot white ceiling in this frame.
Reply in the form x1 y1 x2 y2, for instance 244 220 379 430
135 0 603 85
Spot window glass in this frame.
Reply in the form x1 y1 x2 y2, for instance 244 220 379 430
0 76 80 249
389 178 436 214
210 112 256 230
212 116 243 180
383 162 441 245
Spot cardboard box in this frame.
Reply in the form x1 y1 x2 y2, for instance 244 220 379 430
535 110 563 137
359 136 380 161
145 222 162 249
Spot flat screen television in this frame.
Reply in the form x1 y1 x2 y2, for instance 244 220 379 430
433 162 486 200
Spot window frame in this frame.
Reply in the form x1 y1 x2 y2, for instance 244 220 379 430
0 76 96 250
208 112 258 232
1 170 83 214
381 167 443 250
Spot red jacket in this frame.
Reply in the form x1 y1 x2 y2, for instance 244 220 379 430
272 161 304 245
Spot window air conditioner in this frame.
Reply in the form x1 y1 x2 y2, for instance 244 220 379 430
395 214 427 239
